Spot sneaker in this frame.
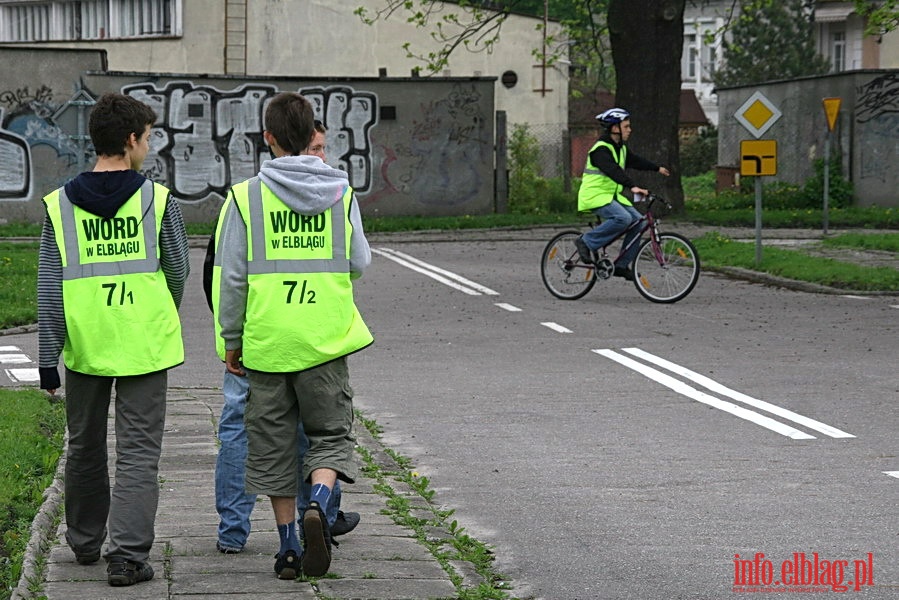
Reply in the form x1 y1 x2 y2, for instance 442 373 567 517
613 266 635 281
75 549 100 565
107 560 154 587
574 236 593 264
273 549 299 580
216 541 243 554
330 510 360 537
301 501 332 577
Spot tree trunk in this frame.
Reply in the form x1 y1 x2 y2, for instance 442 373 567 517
608 0 685 212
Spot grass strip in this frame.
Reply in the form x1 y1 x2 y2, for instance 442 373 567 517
694 232 899 291
0 390 65 598
355 411 514 599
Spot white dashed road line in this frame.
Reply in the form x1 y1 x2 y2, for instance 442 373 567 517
494 303 522 312
541 322 572 334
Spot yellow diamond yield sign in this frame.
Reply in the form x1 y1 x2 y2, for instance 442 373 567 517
735 91 782 138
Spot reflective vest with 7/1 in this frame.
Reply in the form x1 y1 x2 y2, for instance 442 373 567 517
42 180 184 376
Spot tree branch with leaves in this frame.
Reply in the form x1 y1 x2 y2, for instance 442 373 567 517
854 0 899 36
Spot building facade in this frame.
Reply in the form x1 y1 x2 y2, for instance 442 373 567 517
0 0 567 132
681 0 899 127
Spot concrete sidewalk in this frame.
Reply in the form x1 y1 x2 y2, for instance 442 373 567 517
16 388 467 600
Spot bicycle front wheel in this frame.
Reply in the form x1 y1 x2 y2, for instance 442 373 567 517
633 233 700 303
541 231 597 300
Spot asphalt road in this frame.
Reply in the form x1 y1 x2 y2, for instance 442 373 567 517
2 235 897 599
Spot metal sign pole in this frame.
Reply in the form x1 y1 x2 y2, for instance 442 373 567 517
823 131 830 235
755 177 763 265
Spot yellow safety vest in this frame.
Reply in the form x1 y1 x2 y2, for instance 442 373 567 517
221 178 373 372
577 140 631 212
42 180 184 376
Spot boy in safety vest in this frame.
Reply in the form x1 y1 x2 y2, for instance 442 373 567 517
215 92 372 579
204 119 359 556
575 107 670 280
37 92 190 587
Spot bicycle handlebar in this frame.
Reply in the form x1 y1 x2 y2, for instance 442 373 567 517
635 192 672 211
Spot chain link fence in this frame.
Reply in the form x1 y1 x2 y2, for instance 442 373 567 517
509 122 569 180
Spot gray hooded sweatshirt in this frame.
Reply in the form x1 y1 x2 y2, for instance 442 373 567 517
217 155 371 353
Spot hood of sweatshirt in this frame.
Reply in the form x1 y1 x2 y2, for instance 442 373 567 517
258 155 349 216
63 170 146 218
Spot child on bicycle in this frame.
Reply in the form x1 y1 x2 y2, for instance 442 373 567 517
574 108 670 280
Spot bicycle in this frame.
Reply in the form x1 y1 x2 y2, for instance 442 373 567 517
540 193 700 303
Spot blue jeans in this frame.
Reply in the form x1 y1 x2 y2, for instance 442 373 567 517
582 200 643 268
214 369 340 550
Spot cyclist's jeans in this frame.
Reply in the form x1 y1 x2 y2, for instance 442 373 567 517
582 200 643 267
215 369 340 550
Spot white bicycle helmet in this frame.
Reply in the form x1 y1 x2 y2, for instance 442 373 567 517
595 107 630 127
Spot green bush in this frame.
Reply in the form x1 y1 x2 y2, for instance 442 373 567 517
507 124 578 215
508 124 541 205
680 126 718 177
803 155 853 209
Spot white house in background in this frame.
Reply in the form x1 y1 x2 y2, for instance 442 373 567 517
681 0 899 126
0 0 567 132
681 0 730 126
814 0 899 71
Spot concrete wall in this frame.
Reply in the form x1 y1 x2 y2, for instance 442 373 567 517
0 47 497 224
716 70 899 207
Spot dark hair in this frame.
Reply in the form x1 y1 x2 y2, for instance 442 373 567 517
89 93 157 157
313 119 326 134
265 93 315 156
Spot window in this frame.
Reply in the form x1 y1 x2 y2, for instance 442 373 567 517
704 44 717 77
113 0 172 37
831 31 845 73
2 3 51 41
0 0 179 41
683 34 698 80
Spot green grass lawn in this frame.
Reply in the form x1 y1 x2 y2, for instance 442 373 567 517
0 389 65 595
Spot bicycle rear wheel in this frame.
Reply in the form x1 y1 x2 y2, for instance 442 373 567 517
541 231 597 300
633 232 700 303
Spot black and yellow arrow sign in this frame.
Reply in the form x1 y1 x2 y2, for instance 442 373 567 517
740 140 777 176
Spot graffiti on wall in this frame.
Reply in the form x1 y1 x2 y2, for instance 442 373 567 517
0 85 84 200
0 81 378 202
0 106 31 199
856 73 899 183
375 83 487 207
123 81 378 202
302 86 378 194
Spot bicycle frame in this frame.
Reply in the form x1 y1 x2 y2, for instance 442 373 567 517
591 196 663 268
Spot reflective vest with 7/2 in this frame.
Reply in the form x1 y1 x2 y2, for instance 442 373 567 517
216 177 373 372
